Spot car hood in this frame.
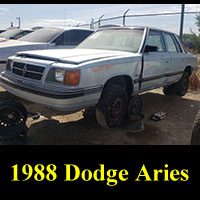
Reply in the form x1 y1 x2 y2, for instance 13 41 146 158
17 48 136 65
0 40 49 60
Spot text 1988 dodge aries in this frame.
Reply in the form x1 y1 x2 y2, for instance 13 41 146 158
0 27 198 128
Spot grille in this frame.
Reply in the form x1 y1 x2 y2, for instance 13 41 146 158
12 62 45 81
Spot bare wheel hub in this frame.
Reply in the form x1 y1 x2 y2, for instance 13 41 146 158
110 96 123 118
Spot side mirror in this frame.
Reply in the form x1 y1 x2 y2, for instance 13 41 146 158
144 45 158 53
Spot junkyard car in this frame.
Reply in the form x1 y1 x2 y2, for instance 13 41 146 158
0 28 33 41
0 27 94 72
0 27 198 128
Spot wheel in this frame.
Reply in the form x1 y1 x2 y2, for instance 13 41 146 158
0 101 28 137
96 84 128 128
126 95 143 122
174 72 189 97
191 110 200 145
163 85 175 96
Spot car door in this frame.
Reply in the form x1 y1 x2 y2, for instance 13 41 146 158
163 32 185 84
140 30 170 92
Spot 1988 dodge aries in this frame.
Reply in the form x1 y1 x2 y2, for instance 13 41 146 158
0 27 198 128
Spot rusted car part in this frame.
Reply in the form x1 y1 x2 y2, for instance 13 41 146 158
0 101 40 144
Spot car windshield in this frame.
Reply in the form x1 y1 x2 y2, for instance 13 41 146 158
18 28 64 43
0 28 24 39
77 28 145 53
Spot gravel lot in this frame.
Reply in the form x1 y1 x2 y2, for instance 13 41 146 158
0 86 199 145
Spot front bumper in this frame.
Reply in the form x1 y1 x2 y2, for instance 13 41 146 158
0 72 102 111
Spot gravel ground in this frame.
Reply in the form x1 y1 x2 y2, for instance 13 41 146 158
0 86 199 145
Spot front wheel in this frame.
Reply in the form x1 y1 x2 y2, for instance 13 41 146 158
96 84 128 128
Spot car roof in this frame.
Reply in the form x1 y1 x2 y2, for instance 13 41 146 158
97 26 177 36
40 27 94 32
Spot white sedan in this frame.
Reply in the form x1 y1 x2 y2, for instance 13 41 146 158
0 27 94 72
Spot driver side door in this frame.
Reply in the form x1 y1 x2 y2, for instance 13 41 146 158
140 30 170 92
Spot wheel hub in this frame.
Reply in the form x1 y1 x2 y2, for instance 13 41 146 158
0 106 25 128
110 96 123 118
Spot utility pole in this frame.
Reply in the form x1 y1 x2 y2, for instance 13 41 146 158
16 17 21 28
180 4 185 40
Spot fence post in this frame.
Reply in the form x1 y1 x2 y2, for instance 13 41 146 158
180 4 185 40
123 9 130 26
98 15 105 28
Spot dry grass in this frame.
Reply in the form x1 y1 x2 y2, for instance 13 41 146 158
189 71 200 91
189 55 200 91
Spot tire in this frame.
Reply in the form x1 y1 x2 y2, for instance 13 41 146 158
174 72 190 97
191 110 200 145
126 95 143 122
0 101 28 137
163 85 175 96
96 84 128 128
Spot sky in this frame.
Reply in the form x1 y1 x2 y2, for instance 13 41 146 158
0 4 200 34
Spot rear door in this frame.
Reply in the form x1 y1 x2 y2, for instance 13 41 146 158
163 32 185 84
140 29 170 91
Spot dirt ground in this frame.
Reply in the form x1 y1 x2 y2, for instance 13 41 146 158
0 86 199 145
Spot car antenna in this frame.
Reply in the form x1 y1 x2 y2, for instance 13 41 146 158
64 7 67 28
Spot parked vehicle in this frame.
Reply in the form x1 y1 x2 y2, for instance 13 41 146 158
0 27 94 72
0 28 33 41
0 26 197 128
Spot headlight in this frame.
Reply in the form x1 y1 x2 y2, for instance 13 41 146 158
64 70 80 86
55 69 65 83
55 69 80 86
6 59 13 71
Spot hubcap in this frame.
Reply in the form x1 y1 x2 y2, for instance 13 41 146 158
110 96 123 118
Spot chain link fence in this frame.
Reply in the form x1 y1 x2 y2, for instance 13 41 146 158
75 11 200 35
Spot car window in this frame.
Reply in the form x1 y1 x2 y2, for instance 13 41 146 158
0 28 24 39
146 30 165 52
19 28 64 43
171 34 183 53
164 32 178 52
13 30 33 39
53 30 93 46
77 29 145 53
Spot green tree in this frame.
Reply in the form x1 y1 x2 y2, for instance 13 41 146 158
195 14 200 33
183 14 200 53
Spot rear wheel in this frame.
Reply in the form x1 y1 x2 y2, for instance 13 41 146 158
96 84 128 128
163 71 190 97
174 72 189 97
163 85 175 96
